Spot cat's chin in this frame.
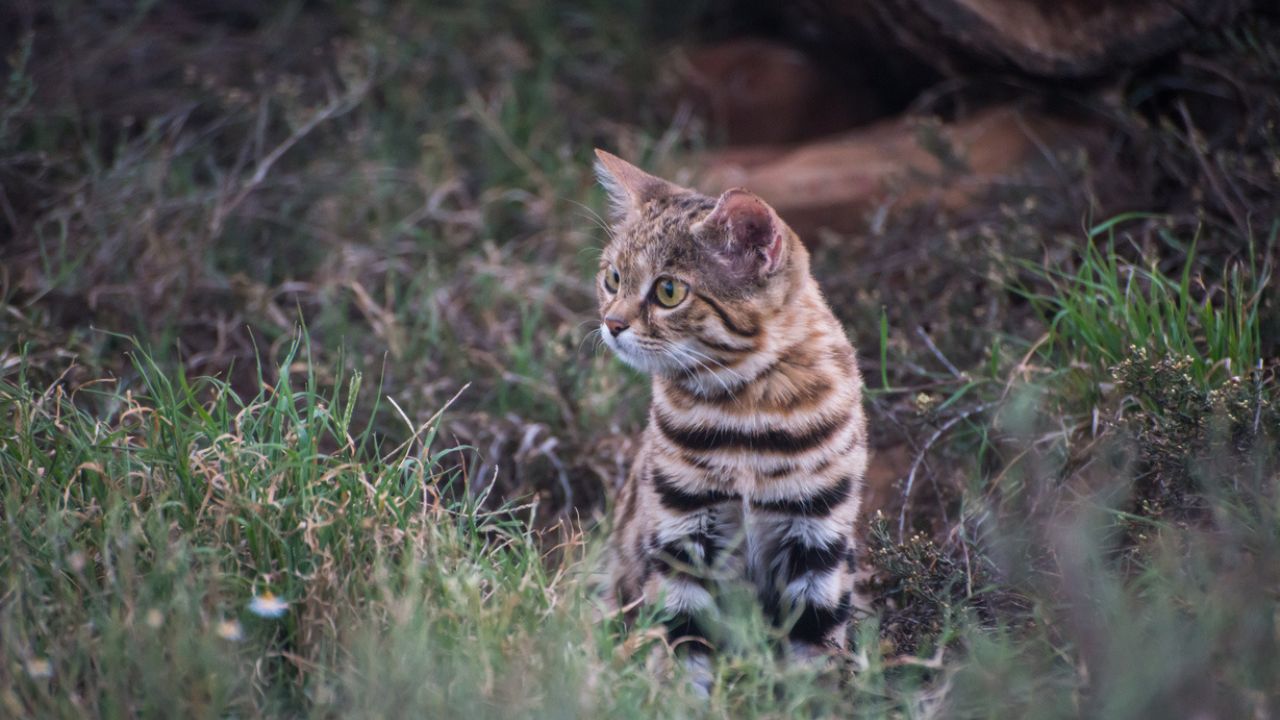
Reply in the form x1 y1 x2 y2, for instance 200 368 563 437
604 342 667 376
602 328 686 376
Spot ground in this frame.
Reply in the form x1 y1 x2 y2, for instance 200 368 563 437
1 2 1278 717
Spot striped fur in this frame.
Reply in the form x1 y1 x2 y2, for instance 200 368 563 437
594 150 867 657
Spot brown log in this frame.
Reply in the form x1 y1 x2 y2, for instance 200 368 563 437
784 0 1254 78
699 105 1104 235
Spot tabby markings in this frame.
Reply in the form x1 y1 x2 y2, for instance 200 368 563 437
750 476 852 517
655 408 848 454
652 468 739 513
785 591 852 644
696 293 759 337
780 534 848 579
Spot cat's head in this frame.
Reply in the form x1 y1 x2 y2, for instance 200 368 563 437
592 149 806 379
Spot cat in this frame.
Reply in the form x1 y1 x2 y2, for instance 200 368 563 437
594 149 868 661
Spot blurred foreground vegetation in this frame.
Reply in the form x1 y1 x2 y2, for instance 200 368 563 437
2 1 1279 717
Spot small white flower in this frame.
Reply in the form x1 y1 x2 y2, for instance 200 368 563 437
215 619 244 641
26 658 52 679
248 592 289 618
145 608 164 629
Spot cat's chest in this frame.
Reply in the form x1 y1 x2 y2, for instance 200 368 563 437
645 393 861 498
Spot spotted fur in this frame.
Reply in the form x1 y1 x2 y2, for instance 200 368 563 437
594 150 868 656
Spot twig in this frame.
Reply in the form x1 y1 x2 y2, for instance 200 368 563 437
385 382 471 463
915 326 963 379
0 183 19 239
464 89 551 194
899 402 996 540
210 72 373 237
884 646 947 669
1000 332 1050 402
1253 359 1263 438
1175 99 1248 232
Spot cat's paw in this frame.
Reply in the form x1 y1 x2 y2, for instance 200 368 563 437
787 640 837 665
683 652 714 699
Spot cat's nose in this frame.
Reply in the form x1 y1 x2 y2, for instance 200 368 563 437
605 316 630 337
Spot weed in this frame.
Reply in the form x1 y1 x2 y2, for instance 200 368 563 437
864 512 972 655
1113 347 1277 520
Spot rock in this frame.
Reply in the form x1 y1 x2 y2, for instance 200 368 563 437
699 105 1099 234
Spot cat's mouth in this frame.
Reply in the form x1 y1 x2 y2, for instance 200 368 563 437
600 323 692 376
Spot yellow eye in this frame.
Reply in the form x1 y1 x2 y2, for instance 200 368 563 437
653 277 688 307
603 265 620 293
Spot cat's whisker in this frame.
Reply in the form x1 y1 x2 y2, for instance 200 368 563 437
566 199 618 243
581 327 608 357
662 344 709 385
665 343 734 395
677 344 747 389
683 345 746 381
577 326 598 355
661 343 698 372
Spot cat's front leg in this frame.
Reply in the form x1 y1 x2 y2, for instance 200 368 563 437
633 464 742 652
748 476 859 657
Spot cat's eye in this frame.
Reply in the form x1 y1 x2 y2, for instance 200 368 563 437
653 277 688 308
603 265 621 293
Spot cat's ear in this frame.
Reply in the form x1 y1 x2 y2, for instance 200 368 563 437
695 188 787 278
594 149 680 220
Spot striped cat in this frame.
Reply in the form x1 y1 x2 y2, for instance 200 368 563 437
594 149 868 658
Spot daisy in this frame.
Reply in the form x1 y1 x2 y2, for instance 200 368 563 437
248 591 288 618
26 658 52 679
215 619 244 641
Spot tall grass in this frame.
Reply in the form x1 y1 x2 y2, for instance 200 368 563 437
1020 215 1274 388
0 338 915 718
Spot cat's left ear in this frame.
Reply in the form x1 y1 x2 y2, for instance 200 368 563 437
594 149 681 221
695 188 788 279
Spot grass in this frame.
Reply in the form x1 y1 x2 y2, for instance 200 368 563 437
1021 214 1274 389
3 1 1280 717
0 338 908 717
2 322 1276 716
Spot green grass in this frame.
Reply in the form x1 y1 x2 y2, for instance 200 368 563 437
1021 215 1275 389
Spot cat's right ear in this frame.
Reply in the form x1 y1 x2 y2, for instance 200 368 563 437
694 188 788 280
594 149 679 221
